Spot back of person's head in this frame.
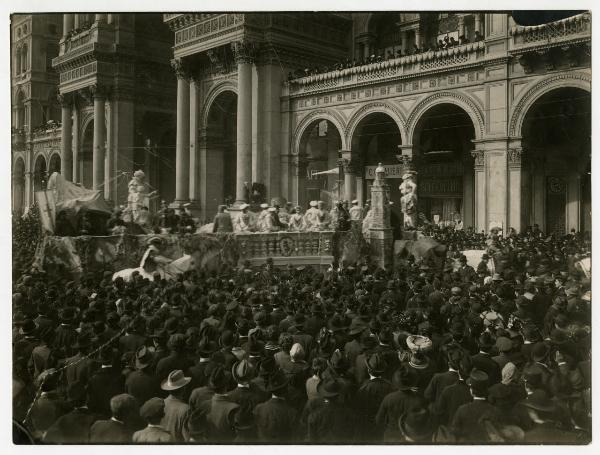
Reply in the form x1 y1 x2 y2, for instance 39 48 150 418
110 393 137 421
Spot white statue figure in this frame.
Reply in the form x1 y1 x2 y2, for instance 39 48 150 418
127 170 156 222
401 184 418 229
399 172 417 196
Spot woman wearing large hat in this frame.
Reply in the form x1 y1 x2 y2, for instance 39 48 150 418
139 236 173 281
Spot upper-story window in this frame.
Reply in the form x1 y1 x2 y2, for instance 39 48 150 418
21 43 28 73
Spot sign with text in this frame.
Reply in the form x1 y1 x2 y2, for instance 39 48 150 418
364 164 404 180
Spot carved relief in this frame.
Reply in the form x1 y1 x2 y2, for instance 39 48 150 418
508 148 522 167
231 40 257 65
170 58 192 80
471 150 485 168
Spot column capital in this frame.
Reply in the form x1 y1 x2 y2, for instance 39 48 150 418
231 40 258 64
171 58 193 80
57 93 73 107
508 148 523 168
471 149 485 168
90 83 109 100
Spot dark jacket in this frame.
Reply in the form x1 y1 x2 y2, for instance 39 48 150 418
433 380 472 425
471 352 502 385
307 400 356 443
451 398 500 443
424 370 459 404
376 389 427 442
356 377 394 442
43 407 100 443
90 419 133 443
125 369 162 405
87 366 125 417
212 212 233 233
254 397 299 443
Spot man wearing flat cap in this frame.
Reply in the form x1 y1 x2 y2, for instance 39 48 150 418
133 397 173 443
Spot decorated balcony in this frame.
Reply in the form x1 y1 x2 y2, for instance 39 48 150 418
287 40 486 96
510 12 591 49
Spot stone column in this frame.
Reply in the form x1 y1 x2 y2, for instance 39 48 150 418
73 14 80 28
414 27 421 49
475 14 482 33
458 15 465 37
95 14 107 23
340 150 357 202
104 100 113 203
172 59 190 204
59 94 73 181
401 31 408 55
472 148 486 232
92 85 106 190
507 145 524 232
62 14 74 38
232 40 255 204
72 105 79 183
292 155 309 208
189 78 200 208
368 164 393 269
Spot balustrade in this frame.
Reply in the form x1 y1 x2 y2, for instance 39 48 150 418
511 12 590 47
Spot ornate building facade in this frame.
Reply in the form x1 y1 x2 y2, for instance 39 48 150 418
13 12 591 234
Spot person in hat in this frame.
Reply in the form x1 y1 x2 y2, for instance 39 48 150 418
290 313 315 355
287 205 305 231
188 336 219 390
451 369 499 442
255 203 271 232
376 363 425 442
43 381 100 443
157 333 195 382
63 331 96 388
53 307 78 357
233 203 253 232
521 390 582 443
253 370 298 442
492 336 514 371
133 397 173 443
355 353 394 442
396 405 436 443
303 200 320 231
212 205 233 233
424 348 461 404
306 378 357 443
160 370 192 442
477 253 491 276
471 332 502 385
87 347 125 418
304 303 325 338
227 359 264 410
28 368 70 440
266 206 287 232
125 346 162 407
90 393 138 443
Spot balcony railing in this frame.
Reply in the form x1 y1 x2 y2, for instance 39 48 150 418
510 12 591 48
288 40 486 95
235 231 335 265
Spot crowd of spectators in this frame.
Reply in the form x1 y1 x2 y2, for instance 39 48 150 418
12 224 591 444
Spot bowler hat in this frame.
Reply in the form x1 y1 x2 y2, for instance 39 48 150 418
466 369 489 389
232 359 255 384
19 319 37 336
522 390 557 414
135 346 154 369
161 369 191 391
198 336 219 357
266 370 289 392
523 365 544 388
531 342 551 362
398 407 434 441
365 353 387 374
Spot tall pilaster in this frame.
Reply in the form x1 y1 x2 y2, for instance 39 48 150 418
62 14 74 38
104 100 113 203
232 40 255 204
189 77 200 209
58 94 73 181
507 144 524 232
172 58 191 204
91 85 106 191
472 148 486 232
72 104 79 183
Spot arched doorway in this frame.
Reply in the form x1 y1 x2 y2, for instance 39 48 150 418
13 158 25 214
33 155 47 192
412 103 476 227
48 153 61 176
205 90 237 217
351 112 402 229
299 119 343 207
522 87 591 234
80 120 94 189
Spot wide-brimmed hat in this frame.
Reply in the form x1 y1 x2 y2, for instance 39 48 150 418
161 369 191 391
522 390 557 414
232 359 255 383
466 369 489 389
398 407 434 441
406 335 432 353
135 346 154 369
531 341 551 362
317 379 342 398
365 353 387 374
19 319 37 336
266 370 289 392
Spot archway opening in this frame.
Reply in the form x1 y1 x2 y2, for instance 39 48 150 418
80 120 94 189
351 112 403 233
522 87 591 234
299 119 343 208
412 103 476 227
205 90 237 218
48 154 61 175
33 155 47 192
13 158 25 215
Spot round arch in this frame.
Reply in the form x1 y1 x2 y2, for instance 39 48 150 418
200 81 238 131
345 101 406 147
48 153 61 175
406 91 485 142
33 154 47 192
12 157 26 214
509 72 591 138
293 109 347 155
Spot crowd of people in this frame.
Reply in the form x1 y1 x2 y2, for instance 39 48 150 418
288 32 484 80
12 221 591 444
